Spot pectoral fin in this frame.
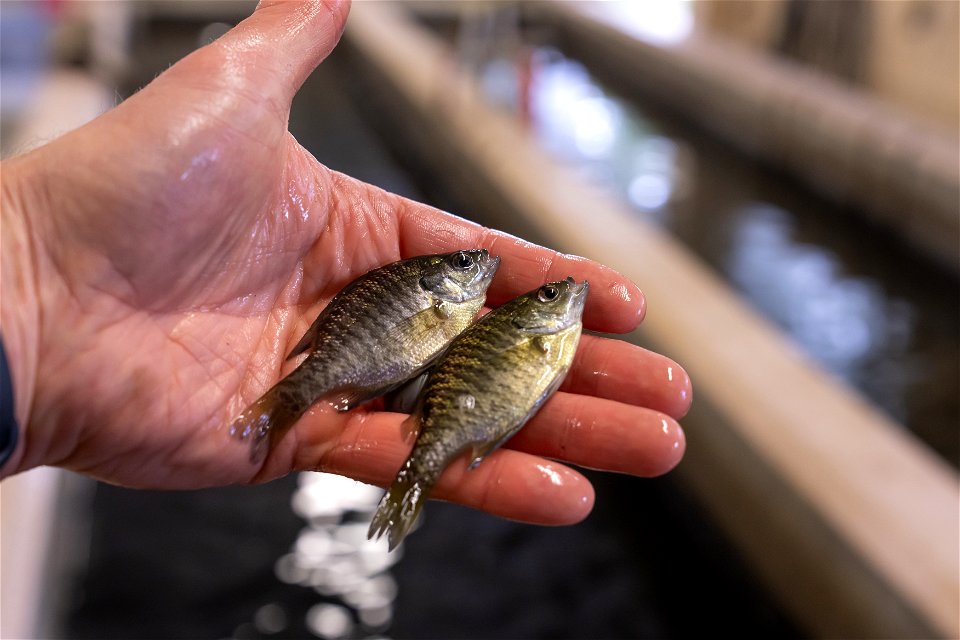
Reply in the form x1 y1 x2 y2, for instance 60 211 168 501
383 306 444 352
533 336 551 355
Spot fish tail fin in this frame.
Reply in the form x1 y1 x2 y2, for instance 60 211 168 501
368 459 435 551
230 378 310 463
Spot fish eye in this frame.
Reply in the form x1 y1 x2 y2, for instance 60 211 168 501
451 252 474 270
538 285 560 302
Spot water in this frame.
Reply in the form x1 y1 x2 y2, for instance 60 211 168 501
477 45 959 466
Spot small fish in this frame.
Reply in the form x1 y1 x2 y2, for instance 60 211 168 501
369 277 589 550
230 250 501 462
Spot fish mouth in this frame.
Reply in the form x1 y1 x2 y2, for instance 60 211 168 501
479 250 501 279
568 277 589 297
567 278 589 318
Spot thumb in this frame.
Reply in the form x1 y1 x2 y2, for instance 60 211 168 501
23 0 352 306
185 0 351 108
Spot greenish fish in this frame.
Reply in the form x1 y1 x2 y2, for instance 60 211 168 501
230 250 500 462
369 277 589 550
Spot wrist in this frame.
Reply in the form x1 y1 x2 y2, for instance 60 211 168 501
1 157 43 476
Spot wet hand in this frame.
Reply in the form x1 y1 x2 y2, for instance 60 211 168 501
0 0 690 526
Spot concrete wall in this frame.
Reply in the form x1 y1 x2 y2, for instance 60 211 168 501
695 0 960 133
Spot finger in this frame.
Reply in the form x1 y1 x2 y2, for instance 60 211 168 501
286 410 594 525
398 204 645 334
563 334 692 419
505 392 686 477
430 450 594 526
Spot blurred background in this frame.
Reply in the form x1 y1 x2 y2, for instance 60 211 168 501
1 1 957 638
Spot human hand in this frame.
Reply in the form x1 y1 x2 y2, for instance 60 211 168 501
0 0 690 526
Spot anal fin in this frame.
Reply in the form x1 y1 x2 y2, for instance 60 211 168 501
385 371 429 414
400 412 421 444
324 387 374 413
469 429 520 470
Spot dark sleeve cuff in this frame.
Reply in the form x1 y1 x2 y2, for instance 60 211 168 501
0 336 20 467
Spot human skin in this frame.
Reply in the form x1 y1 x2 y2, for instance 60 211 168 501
0 0 691 526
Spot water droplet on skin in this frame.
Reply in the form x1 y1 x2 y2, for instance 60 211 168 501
666 365 692 406
456 394 476 410
609 281 633 305
656 416 686 459
536 463 564 486
178 146 221 182
589 368 611 399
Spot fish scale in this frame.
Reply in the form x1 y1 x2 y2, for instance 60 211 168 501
299 273 422 388
369 278 588 550
229 250 500 462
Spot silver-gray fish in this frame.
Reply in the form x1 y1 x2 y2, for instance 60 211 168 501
230 250 500 462
369 277 588 550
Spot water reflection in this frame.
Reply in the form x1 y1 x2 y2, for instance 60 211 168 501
253 603 288 636
577 0 695 45
493 49 691 225
527 51 623 161
265 473 399 640
627 137 683 213
728 203 917 415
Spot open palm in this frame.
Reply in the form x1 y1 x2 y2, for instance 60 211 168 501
1 0 690 527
